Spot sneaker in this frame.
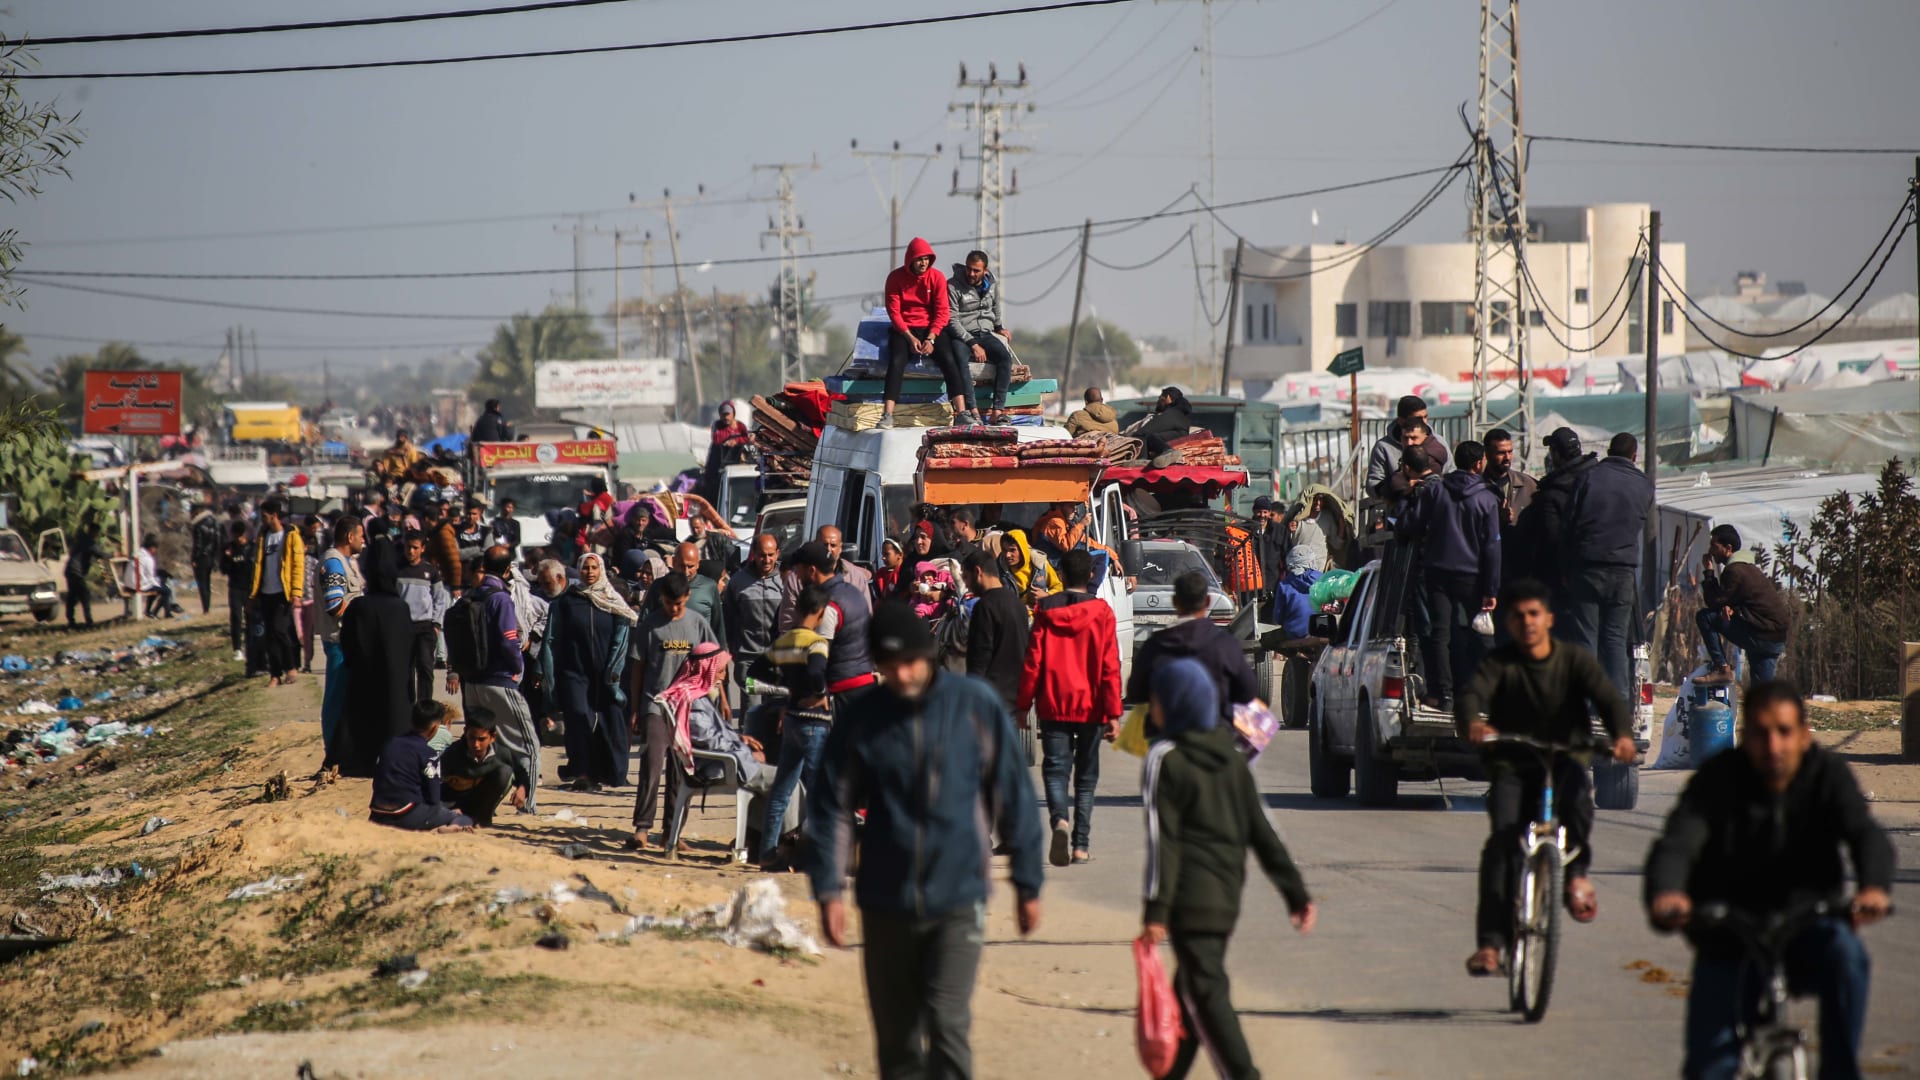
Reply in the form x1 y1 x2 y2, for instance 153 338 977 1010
876 414 895 430
1049 820 1071 867
232 649 245 662
952 410 977 428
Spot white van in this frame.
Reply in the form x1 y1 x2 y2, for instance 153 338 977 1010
804 423 1135 671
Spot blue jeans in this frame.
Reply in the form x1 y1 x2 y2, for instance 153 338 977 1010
760 715 830 860
1695 608 1785 683
1040 720 1102 851
1566 565 1635 704
948 329 1016 410
321 640 348 758
1684 919 1870 1080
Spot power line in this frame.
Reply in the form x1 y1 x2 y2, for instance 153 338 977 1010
1656 213 1913 362
1027 50 1196 187
1087 226 1195 271
1527 133 1918 156
1199 144 1472 266
1235 160 1470 282
1214 0 1402 59
1045 3 1185 108
1046 42 1192 113
16 0 1142 80
15 329 487 354
1658 191 1917 340
1030 2 1140 91
1006 253 1081 307
30 159 1467 282
24 0 649 45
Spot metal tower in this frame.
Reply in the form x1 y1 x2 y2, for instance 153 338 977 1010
1469 0 1533 447
756 161 818 385
949 62 1031 273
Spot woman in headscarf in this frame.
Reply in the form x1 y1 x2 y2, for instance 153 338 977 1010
999 528 1059 611
334 534 418 778
873 536 907 604
542 551 636 791
628 640 735 851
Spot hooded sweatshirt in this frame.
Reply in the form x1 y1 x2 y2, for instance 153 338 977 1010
1016 591 1121 724
1400 469 1501 598
947 264 1004 337
1142 660 1310 931
1066 401 1120 437
884 238 951 337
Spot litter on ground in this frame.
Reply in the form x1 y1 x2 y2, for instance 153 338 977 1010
226 874 308 901
601 879 821 956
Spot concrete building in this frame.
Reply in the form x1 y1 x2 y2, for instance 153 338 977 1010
1229 203 1688 387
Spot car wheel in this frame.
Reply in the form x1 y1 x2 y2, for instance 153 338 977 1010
32 607 54 624
1307 691 1350 799
1353 696 1399 807
1282 656 1311 730
1592 761 1640 811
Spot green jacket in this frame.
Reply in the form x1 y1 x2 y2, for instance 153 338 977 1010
1142 726 1310 931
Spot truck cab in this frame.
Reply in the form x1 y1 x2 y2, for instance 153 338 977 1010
804 423 1135 670
0 528 65 622
475 439 619 561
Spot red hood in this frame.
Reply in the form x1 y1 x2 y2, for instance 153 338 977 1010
1032 594 1110 634
903 236 935 270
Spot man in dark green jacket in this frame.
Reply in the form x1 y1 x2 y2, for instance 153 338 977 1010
1142 657 1315 1080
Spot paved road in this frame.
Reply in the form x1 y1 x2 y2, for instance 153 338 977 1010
1040 729 1920 1078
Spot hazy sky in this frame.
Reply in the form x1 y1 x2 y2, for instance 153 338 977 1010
5 0 1916 379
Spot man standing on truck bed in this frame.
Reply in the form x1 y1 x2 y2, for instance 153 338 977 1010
1366 395 1450 498
1456 578 1634 977
1562 432 1653 704
1124 571 1258 726
1399 440 1501 711
1514 427 1597 618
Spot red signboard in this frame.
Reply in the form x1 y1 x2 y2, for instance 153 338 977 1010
82 370 183 436
474 439 617 470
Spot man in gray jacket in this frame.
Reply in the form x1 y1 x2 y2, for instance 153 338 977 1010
1365 395 1451 499
945 250 1018 422
725 533 787 735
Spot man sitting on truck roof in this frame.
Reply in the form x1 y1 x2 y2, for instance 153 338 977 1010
1065 388 1120 439
945 249 1016 424
378 428 423 483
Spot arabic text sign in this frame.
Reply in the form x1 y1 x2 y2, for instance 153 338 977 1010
82 370 183 436
474 439 617 470
534 358 676 409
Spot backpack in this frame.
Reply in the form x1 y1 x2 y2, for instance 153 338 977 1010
443 589 492 679
191 517 221 565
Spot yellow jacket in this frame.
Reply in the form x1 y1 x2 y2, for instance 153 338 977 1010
250 526 306 602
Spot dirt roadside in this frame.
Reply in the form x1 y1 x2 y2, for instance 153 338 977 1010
2 613 1353 1078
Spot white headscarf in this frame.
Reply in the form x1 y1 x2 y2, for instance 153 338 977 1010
574 552 638 625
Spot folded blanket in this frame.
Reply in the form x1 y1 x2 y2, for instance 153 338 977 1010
922 427 1019 446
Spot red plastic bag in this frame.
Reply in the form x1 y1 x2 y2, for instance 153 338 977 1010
1135 937 1184 1078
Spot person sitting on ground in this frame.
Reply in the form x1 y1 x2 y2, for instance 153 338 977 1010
368 699 473 832
439 711 527 827
1694 524 1790 687
1065 387 1120 438
123 534 181 617
944 249 1016 423
881 237 976 429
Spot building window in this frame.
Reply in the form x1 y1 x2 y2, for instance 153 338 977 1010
1367 300 1411 338
1573 287 1590 304
1334 302 1357 337
1490 301 1510 336
1246 304 1256 342
1262 304 1273 341
1528 310 1546 328
1662 299 1675 335
1420 301 1474 337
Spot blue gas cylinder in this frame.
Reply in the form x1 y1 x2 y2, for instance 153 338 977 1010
1689 700 1735 763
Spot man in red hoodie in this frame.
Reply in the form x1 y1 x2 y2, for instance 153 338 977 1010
1017 549 1123 867
882 237 977 428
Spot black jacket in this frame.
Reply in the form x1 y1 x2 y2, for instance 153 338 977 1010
1143 726 1310 931
1567 455 1653 568
470 410 511 443
1702 561 1790 642
1644 745 1894 926
1514 453 1597 587
1124 617 1258 724
966 586 1030 710
1454 638 1629 743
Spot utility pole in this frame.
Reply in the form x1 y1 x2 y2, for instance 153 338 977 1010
553 213 592 311
631 188 710 417
756 160 820 385
1058 219 1093 414
250 329 260 385
1219 238 1245 395
1643 210 1661 484
950 62 1032 274
1158 0 1231 368
589 227 651 358
851 138 943 266
1469 0 1533 453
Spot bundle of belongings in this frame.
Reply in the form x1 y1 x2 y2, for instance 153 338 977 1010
1160 431 1239 468
749 383 826 487
917 429 1109 470
830 308 1057 430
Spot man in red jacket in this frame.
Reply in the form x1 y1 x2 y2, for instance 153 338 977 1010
882 236 976 429
1017 550 1123 867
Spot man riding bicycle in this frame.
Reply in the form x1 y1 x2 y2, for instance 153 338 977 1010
1455 578 1634 977
1644 680 1894 1080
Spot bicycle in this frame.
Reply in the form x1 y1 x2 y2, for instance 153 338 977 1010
1689 896 1893 1080
1483 732 1612 1023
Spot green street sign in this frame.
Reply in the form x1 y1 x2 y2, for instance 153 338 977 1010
1327 347 1364 377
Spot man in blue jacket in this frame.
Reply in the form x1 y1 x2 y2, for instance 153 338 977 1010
808 601 1045 1080
451 546 541 816
1401 440 1501 710
1564 432 1654 702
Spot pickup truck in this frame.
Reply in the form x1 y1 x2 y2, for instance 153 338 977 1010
0 528 66 623
1306 539 1650 809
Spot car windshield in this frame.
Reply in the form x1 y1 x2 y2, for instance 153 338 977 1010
761 506 806 551
490 473 597 517
719 472 760 528
1135 545 1219 588
0 533 29 561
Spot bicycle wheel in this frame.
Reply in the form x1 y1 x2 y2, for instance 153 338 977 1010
1507 860 1533 1012
1519 845 1564 1023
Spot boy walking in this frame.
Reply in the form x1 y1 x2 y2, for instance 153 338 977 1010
1017 550 1122 867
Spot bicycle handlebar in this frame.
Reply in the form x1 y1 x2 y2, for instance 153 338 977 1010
1480 732 1617 755
1689 895 1895 954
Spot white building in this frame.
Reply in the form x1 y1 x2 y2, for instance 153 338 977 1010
1230 203 1689 388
